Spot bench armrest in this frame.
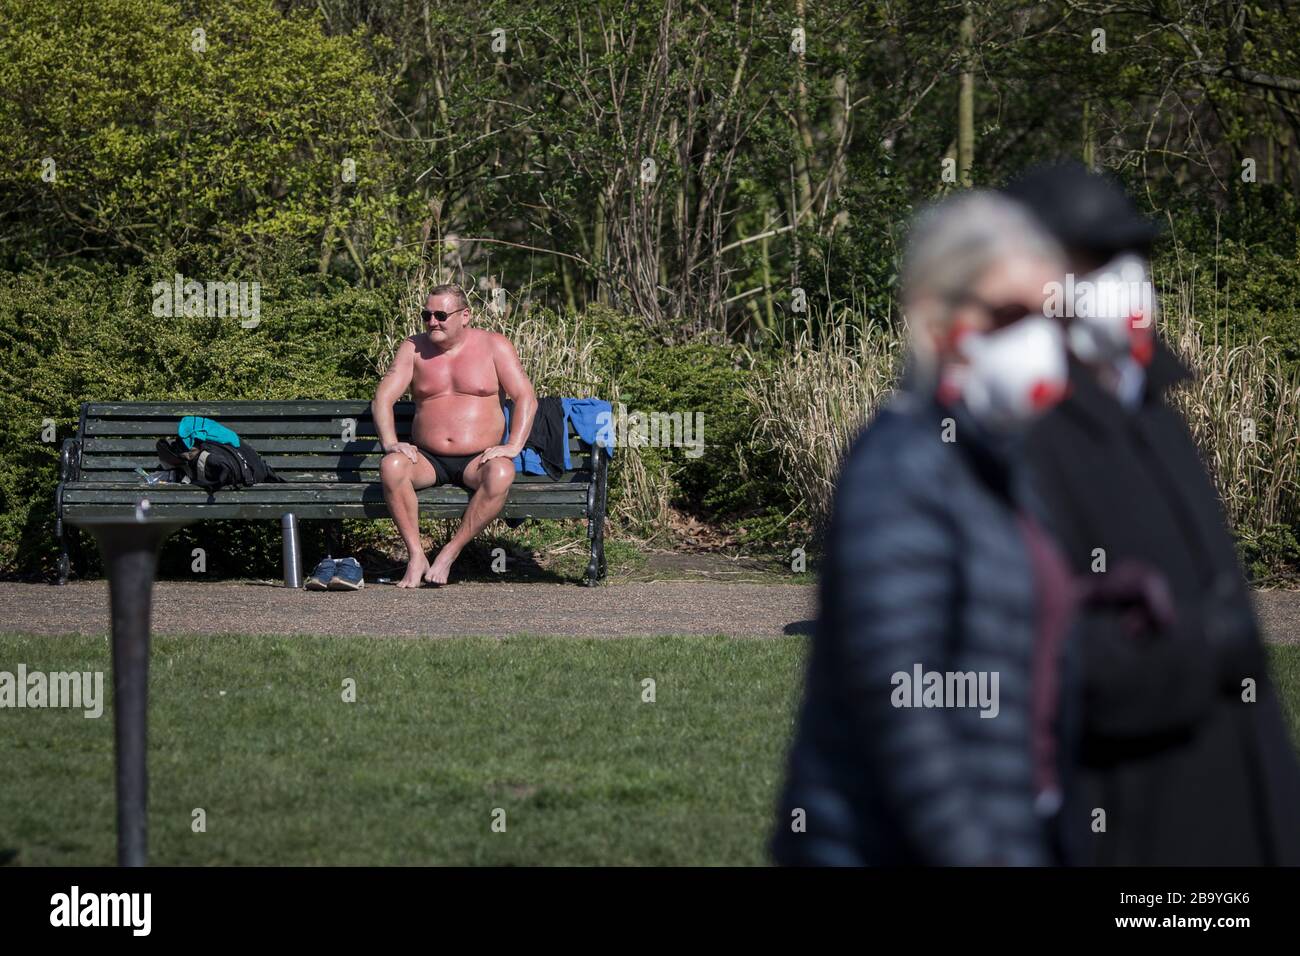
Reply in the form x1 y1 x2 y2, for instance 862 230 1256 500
586 441 610 518
60 437 82 483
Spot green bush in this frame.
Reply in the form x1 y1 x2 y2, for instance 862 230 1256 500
1148 184 1300 379
0 0 397 275
586 308 787 525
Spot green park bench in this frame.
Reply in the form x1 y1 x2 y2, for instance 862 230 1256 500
55 400 610 587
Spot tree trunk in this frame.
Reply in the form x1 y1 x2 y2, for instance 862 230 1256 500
958 5 975 187
318 178 343 276
593 193 608 306
793 0 815 220
1082 99 1096 170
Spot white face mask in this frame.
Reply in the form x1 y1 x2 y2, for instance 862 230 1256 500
1067 253 1155 365
947 316 1069 431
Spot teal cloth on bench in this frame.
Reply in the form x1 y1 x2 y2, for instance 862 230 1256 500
178 416 241 448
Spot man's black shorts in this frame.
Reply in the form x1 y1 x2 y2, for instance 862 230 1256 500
416 447 484 489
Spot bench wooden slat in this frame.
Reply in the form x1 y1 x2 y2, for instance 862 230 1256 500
84 438 389 453
65 481 588 494
63 502 588 520
85 401 408 418
64 483 588 502
86 419 398 436
79 452 594 471
81 427 593 452
83 436 585 453
71 470 591 483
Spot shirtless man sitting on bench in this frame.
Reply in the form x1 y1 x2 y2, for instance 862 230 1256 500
372 283 537 587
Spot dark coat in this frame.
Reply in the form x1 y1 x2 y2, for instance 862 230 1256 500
1025 340 1300 865
771 393 1052 866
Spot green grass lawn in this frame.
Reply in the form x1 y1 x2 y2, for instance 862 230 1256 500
3 636 1298 866
1269 644 1300 742
0 633 806 865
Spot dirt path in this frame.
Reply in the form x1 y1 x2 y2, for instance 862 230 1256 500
1249 590 1300 645
2 580 1297 642
0 580 815 638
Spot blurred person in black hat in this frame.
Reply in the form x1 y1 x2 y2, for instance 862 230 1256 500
1004 161 1300 865
1004 162 1162 405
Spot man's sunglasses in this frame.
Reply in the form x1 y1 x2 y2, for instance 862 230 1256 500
421 307 468 323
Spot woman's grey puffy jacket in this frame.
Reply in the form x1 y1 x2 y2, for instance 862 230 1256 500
771 393 1052 866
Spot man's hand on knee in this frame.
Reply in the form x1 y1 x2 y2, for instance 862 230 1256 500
472 445 519 468
382 441 420 465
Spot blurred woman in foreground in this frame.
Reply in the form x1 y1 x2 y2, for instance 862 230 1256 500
772 192 1073 865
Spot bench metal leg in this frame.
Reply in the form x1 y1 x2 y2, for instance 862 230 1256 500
585 519 599 586
585 514 606 587
585 446 609 587
56 478 71 585
56 517 70 585
281 513 302 589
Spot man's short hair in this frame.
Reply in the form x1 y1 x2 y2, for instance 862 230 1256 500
426 283 469 311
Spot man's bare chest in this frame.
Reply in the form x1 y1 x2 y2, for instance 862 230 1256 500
411 348 499 399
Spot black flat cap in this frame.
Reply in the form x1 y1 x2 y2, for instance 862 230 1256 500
1001 161 1162 255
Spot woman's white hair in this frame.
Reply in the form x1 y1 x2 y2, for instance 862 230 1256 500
901 189 1062 383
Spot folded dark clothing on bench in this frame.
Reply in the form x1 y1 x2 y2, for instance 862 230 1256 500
502 396 567 479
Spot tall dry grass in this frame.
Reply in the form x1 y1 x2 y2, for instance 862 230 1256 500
747 312 904 534
1158 268 1300 564
747 289 1300 565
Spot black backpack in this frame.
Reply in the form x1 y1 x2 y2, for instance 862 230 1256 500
156 436 280 491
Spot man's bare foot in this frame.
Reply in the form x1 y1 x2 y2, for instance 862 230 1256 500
397 554 430 588
423 549 457 586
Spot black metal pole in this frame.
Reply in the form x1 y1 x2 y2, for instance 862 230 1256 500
79 518 185 867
